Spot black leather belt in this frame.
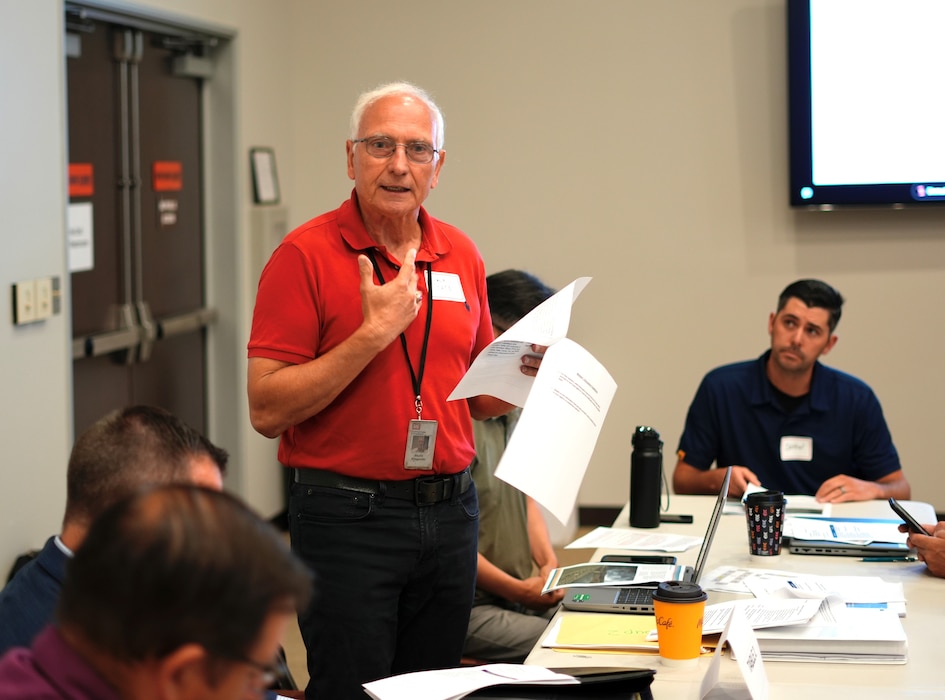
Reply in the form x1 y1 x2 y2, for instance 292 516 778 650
293 467 472 506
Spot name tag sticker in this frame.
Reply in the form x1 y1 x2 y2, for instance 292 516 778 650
430 271 466 302
780 436 813 462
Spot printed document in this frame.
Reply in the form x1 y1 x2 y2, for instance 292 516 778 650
563 525 702 552
449 277 616 525
448 277 592 407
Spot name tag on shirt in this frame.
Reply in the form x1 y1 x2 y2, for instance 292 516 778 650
430 271 466 302
780 436 813 461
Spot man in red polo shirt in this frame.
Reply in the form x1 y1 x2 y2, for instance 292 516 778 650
247 81 538 699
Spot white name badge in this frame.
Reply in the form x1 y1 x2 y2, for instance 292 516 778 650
430 271 466 302
780 435 813 462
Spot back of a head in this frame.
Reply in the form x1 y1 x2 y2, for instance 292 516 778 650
349 81 445 149
57 485 312 663
64 405 228 528
777 278 845 332
486 269 556 328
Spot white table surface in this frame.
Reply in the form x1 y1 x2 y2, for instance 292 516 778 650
525 496 945 699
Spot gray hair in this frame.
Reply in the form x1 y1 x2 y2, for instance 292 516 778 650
349 81 445 150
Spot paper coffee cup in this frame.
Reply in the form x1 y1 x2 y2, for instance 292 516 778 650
745 490 785 556
651 581 707 668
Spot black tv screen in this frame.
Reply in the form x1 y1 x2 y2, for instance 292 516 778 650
788 0 945 209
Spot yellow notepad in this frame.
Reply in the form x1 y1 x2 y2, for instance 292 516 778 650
554 613 660 651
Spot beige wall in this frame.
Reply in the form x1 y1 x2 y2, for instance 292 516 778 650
283 0 945 512
2 0 942 572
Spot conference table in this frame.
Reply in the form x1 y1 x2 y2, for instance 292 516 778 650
525 495 944 698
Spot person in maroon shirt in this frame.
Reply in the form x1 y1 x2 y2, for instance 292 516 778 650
0 486 312 700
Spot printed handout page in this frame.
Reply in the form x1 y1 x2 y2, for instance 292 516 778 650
448 277 592 407
448 276 615 526
492 338 616 525
701 598 824 635
564 526 702 552
701 567 907 615
743 573 906 616
541 561 683 593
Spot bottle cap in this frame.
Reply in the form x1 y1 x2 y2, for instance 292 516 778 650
632 425 662 448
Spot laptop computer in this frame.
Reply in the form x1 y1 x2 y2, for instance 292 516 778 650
783 535 912 557
784 507 916 556
561 466 731 614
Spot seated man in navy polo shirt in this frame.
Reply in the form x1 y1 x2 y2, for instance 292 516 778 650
673 279 910 502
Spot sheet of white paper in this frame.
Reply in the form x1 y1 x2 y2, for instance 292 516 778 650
699 566 805 594
67 202 94 273
702 606 770 700
448 277 591 406
783 516 908 544
702 597 824 635
701 567 907 620
563 526 702 552
492 338 616 524
362 663 578 700
743 574 906 607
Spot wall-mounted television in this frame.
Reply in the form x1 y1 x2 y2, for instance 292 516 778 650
788 0 945 209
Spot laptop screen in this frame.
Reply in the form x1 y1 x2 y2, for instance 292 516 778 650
690 466 731 583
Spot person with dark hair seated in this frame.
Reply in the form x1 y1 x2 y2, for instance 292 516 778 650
464 269 565 663
0 405 227 658
673 279 910 502
0 484 313 699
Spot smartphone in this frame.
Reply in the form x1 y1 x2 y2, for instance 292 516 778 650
660 513 694 524
888 497 925 534
600 554 677 565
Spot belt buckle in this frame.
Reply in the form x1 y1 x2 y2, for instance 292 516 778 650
414 477 446 506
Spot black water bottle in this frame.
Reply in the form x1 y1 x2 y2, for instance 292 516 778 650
630 426 662 528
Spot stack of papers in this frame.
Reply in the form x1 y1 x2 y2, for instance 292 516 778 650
784 516 908 545
539 570 909 666
747 603 907 664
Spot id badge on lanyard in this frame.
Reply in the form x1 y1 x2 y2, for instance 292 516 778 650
404 419 438 470
365 250 438 470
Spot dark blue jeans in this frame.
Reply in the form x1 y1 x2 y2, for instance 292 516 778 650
289 477 479 700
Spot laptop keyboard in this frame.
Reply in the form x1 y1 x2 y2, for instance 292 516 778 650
615 587 655 605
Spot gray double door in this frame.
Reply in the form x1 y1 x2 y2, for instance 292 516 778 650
67 11 216 436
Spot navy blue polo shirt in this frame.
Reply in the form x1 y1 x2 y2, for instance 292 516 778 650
676 351 901 495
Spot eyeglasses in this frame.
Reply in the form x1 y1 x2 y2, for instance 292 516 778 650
352 135 439 164
225 653 279 688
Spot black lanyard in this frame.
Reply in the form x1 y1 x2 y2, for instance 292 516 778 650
365 250 434 418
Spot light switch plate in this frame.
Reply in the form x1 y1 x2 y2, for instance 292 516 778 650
34 277 53 320
12 280 36 325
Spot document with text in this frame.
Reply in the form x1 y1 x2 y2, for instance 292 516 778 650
449 277 616 525
449 277 591 406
